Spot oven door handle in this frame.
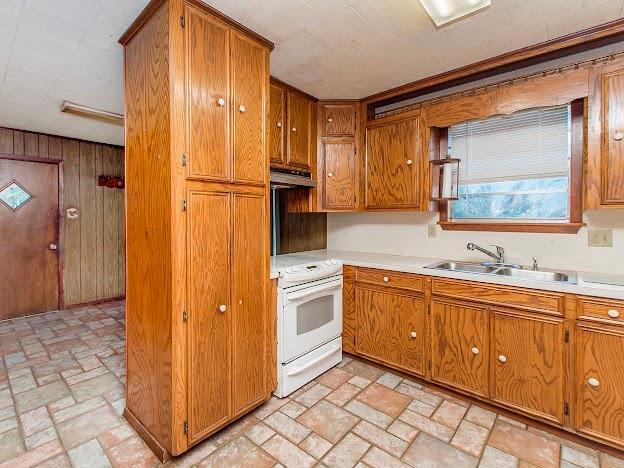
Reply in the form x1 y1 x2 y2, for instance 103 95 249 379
286 282 341 302
286 343 341 376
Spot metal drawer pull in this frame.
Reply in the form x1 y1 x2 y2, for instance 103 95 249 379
588 377 600 388
218 304 227 313
383 276 389 283
498 354 507 363
607 309 620 318
471 347 479 355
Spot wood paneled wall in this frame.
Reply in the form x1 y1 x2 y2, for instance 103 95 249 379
0 127 125 306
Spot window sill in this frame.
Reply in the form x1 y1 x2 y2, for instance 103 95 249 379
438 222 584 234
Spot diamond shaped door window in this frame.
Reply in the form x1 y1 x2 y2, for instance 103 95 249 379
0 181 33 211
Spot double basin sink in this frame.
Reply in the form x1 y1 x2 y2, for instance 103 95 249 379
425 261 577 284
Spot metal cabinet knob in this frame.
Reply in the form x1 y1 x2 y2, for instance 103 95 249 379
614 132 623 141
276 122 282 128
498 354 507 363
409 331 417 339
608 309 620 318
218 304 227 313
383 276 389 283
291 127 297 132
588 377 600 388
239 105 246 113
49 243 58 251
471 347 479 355
406 159 413 165
327 172 334 177
217 98 225 106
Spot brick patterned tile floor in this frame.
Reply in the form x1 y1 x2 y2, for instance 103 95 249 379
1 302 623 467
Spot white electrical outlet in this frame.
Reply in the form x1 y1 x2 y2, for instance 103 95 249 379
428 224 437 238
588 229 613 247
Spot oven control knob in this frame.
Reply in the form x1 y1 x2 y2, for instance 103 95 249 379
292 267 299 272
286 268 292 274
325 260 332 265
330 259 337 265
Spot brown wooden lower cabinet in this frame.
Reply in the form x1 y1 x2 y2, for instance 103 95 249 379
575 322 624 447
355 285 426 376
490 309 565 425
347 266 624 451
430 298 489 397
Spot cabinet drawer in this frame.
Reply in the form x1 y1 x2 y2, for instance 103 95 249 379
356 268 424 293
578 297 624 325
431 279 564 316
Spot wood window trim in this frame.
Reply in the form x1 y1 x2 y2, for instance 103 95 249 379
436 99 585 234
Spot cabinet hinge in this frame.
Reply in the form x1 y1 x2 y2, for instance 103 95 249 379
183 421 188 434
180 15 185 28
181 154 187 167
564 331 570 343
182 310 188 322
427 304 431 315
182 199 187 211
564 403 569 416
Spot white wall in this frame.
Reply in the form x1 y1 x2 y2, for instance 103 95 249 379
327 210 624 274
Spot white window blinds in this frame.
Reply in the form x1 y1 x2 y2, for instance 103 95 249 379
449 105 571 184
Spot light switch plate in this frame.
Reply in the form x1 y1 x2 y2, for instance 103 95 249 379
428 224 437 238
588 229 613 247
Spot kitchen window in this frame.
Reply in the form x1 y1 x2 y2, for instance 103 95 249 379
438 100 584 233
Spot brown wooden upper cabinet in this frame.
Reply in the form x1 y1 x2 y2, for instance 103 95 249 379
287 91 312 169
269 84 285 165
600 68 624 204
321 140 357 210
185 6 266 185
365 113 422 209
322 103 357 136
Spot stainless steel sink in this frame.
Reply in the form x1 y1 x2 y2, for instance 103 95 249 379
425 261 577 284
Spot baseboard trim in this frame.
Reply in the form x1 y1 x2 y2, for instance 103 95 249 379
124 407 171 463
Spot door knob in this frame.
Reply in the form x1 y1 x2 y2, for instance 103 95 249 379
49 243 58 251
588 377 600 388
239 105 246 113
498 354 507 363
471 347 479 355
217 98 225 106
218 304 227 313
276 122 282 128
607 309 620 318
409 331 417 339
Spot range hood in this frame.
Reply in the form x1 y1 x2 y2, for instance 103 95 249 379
270 168 316 189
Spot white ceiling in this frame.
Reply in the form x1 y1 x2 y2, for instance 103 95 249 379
0 0 623 146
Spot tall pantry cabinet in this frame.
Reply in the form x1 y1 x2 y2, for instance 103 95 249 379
119 0 273 460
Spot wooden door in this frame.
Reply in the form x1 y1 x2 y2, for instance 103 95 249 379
231 192 267 415
186 189 231 442
0 159 59 319
365 116 420 209
185 5 230 180
286 92 311 169
431 299 489 397
575 323 624 446
356 286 426 376
322 103 356 136
601 69 624 204
269 84 285 165
323 140 356 210
491 309 565 424
231 32 266 185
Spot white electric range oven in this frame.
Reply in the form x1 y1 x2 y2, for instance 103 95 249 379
275 259 343 397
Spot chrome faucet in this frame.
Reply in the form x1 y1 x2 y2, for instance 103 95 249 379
467 242 505 263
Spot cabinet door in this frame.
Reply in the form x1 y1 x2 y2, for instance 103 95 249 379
322 103 356 136
185 5 230 180
287 92 312 169
365 116 420 209
356 286 426 376
232 192 267 415
269 84 285 165
602 69 624 203
431 299 489 397
491 310 565 424
323 140 356 210
576 323 624 446
231 32 266 185
187 190 231 442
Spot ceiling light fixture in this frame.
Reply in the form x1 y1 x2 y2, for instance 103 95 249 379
61 101 124 126
419 0 491 27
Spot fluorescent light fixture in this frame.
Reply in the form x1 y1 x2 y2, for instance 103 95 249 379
61 101 124 126
419 0 491 27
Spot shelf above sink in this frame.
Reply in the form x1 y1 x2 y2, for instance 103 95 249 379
424 260 577 285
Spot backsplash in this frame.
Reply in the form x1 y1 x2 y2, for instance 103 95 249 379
327 210 624 274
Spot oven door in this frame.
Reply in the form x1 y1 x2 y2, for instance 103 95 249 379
282 276 343 363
